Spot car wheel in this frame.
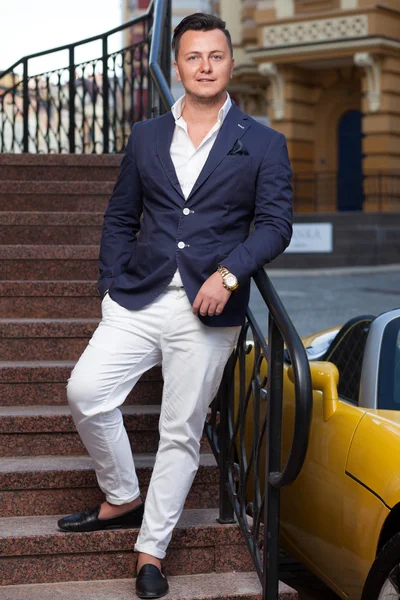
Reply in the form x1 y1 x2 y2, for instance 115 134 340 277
362 533 400 600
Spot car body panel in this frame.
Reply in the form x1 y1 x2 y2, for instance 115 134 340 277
236 314 399 599
346 410 400 509
281 473 389 600
280 377 376 598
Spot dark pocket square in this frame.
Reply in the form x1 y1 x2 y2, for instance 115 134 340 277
227 139 249 156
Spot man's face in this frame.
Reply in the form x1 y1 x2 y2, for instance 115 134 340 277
174 29 234 101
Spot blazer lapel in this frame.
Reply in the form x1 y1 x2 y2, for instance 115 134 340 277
155 104 252 202
187 104 251 200
156 113 185 201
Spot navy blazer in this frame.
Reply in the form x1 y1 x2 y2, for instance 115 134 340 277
98 103 293 327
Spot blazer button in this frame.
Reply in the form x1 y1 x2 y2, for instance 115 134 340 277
183 208 190 215
177 241 185 249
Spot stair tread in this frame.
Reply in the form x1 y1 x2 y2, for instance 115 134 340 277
0 245 99 259
0 212 103 225
1 572 290 600
0 403 164 436
0 319 99 339
0 507 230 539
0 318 99 322
0 281 98 296
0 317 99 325
0 507 250 562
0 361 161 382
0 453 217 475
0 360 77 368
0 181 114 193
0 154 121 166
0 404 161 417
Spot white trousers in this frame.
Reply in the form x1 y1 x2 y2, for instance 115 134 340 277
67 284 240 559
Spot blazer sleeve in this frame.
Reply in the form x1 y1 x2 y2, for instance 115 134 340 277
222 132 293 283
97 124 143 297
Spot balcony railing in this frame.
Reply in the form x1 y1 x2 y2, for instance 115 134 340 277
293 170 400 212
0 0 171 154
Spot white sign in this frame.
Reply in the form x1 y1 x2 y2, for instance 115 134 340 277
285 223 333 254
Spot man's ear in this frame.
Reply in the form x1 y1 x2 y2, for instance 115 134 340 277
173 61 182 82
230 58 235 78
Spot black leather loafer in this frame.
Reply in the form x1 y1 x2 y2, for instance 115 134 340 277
135 564 169 599
57 502 144 532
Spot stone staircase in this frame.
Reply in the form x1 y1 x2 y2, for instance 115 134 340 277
0 154 297 599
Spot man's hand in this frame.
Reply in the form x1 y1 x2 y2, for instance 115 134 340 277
192 271 232 317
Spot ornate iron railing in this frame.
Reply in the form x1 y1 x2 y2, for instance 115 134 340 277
148 6 313 597
205 271 312 599
0 0 171 153
293 170 400 212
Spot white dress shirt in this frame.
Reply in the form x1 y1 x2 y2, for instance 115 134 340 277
167 92 232 288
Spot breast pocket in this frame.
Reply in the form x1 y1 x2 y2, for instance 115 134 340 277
221 156 254 187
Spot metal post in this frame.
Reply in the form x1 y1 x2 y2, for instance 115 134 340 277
102 36 109 154
68 46 76 154
162 0 172 86
263 315 284 600
23 59 29 153
217 354 236 525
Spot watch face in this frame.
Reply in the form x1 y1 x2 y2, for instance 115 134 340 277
226 274 237 287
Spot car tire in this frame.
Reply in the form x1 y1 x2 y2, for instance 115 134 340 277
362 532 400 600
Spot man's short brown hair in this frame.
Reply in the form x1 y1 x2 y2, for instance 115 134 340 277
172 13 233 60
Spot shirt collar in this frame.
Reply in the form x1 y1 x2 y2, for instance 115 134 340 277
171 92 232 125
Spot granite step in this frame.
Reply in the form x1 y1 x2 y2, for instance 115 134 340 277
0 281 100 318
0 454 219 517
0 212 103 245
0 508 255 585
0 154 120 181
0 405 211 457
0 319 99 361
0 181 112 212
0 181 115 195
0 572 298 600
0 192 109 213
0 361 162 406
0 245 98 280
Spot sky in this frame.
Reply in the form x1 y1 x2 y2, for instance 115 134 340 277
1 0 124 73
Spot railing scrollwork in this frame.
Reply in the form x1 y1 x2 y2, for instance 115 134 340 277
0 0 172 153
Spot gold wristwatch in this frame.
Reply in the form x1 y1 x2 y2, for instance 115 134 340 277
217 265 239 292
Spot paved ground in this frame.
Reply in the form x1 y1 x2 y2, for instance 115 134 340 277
249 265 400 599
250 265 400 338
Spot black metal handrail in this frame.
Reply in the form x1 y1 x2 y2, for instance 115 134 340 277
253 270 312 487
149 0 174 115
0 0 171 153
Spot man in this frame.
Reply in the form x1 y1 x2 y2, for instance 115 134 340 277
59 12 293 599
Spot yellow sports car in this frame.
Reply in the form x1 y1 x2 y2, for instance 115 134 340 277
237 308 400 600
280 309 400 600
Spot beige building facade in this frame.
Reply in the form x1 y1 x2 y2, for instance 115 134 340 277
219 0 400 212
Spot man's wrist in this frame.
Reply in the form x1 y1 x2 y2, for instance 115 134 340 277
217 265 239 292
